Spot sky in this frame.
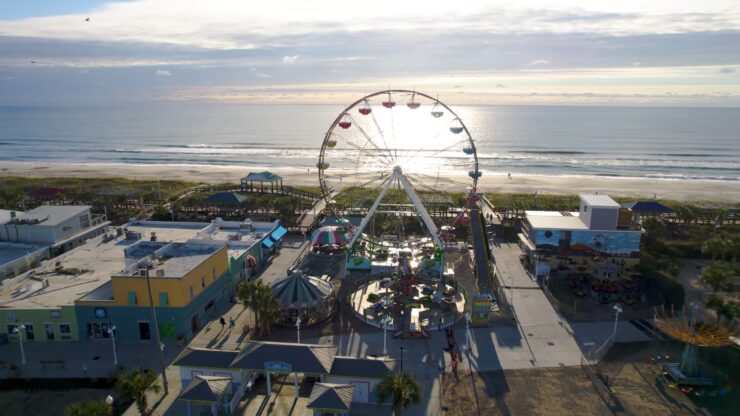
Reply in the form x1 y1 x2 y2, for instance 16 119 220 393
1 0 739 106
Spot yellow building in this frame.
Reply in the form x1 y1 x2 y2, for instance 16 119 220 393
76 242 234 341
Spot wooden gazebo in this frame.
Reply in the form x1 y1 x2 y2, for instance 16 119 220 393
241 171 283 193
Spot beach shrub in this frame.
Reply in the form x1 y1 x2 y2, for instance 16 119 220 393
367 293 380 303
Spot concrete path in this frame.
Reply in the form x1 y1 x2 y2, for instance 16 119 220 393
480 240 584 370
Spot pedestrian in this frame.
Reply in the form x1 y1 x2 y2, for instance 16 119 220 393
229 316 235 330
219 316 226 330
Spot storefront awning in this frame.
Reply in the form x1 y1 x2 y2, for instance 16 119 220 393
271 226 287 241
262 238 274 249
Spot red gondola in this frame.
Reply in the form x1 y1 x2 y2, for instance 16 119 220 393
407 91 420 109
358 99 372 115
338 113 352 129
382 90 395 108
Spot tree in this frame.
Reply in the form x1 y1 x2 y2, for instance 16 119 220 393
116 368 162 416
701 262 732 293
238 280 281 337
375 372 422 415
701 233 733 261
706 295 740 325
64 400 112 416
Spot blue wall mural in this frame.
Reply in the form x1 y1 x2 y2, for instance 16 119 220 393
533 228 641 257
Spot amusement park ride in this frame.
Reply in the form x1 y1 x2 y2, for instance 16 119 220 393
316 89 493 336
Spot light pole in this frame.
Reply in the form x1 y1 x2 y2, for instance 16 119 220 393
13 324 26 364
295 316 301 344
382 316 391 356
399 346 405 373
143 269 169 395
612 303 623 341
464 312 472 351
108 324 118 366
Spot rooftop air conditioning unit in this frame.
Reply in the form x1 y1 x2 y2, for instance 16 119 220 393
138 269 148 277
155 269 165 277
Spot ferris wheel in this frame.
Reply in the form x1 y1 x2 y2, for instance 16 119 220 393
317 89 481 249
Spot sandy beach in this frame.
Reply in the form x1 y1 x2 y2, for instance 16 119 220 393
1 161 738 203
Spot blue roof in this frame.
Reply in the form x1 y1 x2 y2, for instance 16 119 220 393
622 201 673 213
262 238 274 248
205 192 247 204
244 171 282 182
271 226 287 241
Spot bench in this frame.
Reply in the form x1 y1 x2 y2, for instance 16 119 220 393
40 359 66 370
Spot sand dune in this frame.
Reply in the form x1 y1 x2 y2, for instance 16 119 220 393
1 161 738 202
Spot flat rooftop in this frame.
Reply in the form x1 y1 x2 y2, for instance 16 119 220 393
126 219 278 247
3 205 90 226
125 223 202 243
119 242 223 279
579 194 620 208
0 243 48 266
0 235 131 309
526 212 588 230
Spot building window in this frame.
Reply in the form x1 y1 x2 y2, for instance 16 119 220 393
7 324 17 335
159 292 169 306
201 277 206 288
127 291 137 305
190 286 194 299
59 323 72 334
584 205 588 212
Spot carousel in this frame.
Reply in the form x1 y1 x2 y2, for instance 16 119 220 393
270 271 336 326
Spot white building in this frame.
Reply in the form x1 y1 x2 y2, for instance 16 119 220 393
0 205 109 253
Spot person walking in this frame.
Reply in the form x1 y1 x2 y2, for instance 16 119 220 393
219 316 226 330
229 316 236 330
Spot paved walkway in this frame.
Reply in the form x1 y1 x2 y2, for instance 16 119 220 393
471 240 583 370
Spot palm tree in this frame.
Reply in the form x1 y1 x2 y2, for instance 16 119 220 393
116 368 161 416
64 399 112 416
238 279 261 329
238 280 281 337
375 372 422 415
255 287 281 337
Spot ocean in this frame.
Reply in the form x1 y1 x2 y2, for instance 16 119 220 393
0 103 738 182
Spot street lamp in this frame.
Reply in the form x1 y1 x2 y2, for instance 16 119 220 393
107 324 118 366
295 316 302 344
399 346 405 373
612 303 623 341
13 324 26 364
464 312 472 351
382 316 391 356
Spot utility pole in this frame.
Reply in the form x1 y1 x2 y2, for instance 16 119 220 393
144 269 169 395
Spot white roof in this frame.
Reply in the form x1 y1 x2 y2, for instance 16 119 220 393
579 194 620 208
526 212 588 230
0 209 14 224
13 205 90 226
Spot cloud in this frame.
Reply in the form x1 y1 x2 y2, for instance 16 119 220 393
496 84 506 88
155 69 172 76
528 59 550 66
632 62 641 66
719 67 736 73
254 73 272 78
282 55 299 63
